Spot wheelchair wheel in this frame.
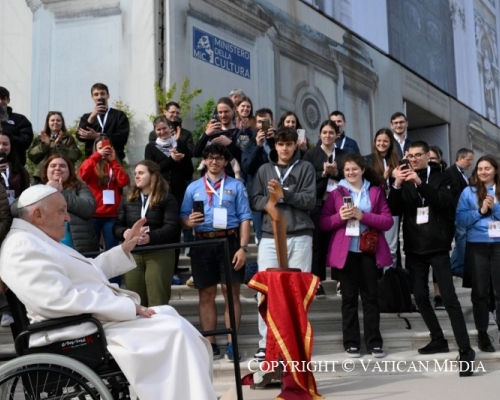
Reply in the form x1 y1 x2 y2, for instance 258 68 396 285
0 353 113 400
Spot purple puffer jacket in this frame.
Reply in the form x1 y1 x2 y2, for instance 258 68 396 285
318 185 393 269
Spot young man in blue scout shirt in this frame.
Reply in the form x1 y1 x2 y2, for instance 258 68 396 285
181 143 252 361
250 127 316 361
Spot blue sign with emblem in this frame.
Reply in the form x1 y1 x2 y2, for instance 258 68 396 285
193 27 251 79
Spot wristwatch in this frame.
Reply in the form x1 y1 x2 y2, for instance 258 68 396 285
240 245 249 253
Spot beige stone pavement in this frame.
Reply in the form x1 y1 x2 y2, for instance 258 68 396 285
222 359 500 399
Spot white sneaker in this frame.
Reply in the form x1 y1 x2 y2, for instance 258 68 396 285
489 312 496 326
186 276 195 287
1 313 14 327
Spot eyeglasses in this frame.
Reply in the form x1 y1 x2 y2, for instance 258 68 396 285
206 156 225 163
407 153 425 159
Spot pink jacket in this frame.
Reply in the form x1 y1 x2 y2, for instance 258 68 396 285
318 185 393 269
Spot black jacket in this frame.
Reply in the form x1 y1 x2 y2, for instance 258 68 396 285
113 193 180 245
302 146 346 202
387 164 455 255
445 164 469 206
241 137 270 194
1 107 34 165
77 108 129 161
144 140 194 206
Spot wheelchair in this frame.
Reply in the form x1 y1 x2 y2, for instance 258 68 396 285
0 289 131 399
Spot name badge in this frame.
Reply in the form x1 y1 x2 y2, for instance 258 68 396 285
416 207 429 224
345 220 360 236
488 221 500 238
213 207 228 230
102 189 115 205
6 190 15 205
326 179 338 193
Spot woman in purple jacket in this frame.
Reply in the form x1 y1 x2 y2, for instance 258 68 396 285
319 153 393 359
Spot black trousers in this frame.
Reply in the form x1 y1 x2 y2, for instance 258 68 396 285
310 204 330 281
468 242 500 330
338 252 382 351
406 251 470 349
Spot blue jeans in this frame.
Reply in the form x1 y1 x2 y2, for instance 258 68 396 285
93 217 121 285
451 224 466 275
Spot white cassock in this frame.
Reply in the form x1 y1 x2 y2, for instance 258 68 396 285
0 219 217 400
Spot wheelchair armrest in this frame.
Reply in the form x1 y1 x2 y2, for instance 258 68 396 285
27 314 94 332
15 314 108 357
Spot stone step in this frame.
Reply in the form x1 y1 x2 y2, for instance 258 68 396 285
170 276 470 301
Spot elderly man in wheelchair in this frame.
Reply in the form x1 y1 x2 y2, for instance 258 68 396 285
0 185 217 400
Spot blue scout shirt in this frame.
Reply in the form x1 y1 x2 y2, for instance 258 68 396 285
180 175 252 232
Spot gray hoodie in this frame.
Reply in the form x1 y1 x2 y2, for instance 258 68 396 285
250 148 316 238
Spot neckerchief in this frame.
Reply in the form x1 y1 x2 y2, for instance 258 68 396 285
204 174 226 205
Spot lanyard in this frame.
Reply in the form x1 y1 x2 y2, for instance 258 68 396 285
97 108 110 132
336 136 346 150
1 167 9 189
458 165 469 184
274 160 299 186
383 158 389 187
416 166 431 205
140 193 151 218
107 167 113 189
205 176 225 207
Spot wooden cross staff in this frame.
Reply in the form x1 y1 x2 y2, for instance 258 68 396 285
264 183 300 272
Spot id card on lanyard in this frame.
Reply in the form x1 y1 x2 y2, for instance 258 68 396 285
205 176 227 229
97 108 110 134
416 166 431 225
345 189 362 237
140 193 151 233
102 167 115 205
1 167 14 205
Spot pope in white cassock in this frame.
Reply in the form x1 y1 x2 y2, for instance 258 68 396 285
0 185 217 400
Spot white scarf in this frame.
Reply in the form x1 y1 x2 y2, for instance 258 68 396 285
155 136 177 157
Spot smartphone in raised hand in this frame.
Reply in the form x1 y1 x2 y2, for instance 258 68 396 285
343 196 353 209
193 201 205 221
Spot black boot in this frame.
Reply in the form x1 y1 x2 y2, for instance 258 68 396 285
418 336 449 354
458 347 475 377
477 330 495 352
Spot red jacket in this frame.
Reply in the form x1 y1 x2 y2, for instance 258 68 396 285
79 152 130 218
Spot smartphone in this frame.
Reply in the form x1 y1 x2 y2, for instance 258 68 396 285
297 129 306 141
97 98 106 106
211 111 220 123
399 159 410 170
0 152 7 160
193 201 205 220
343 196 353 209
101 139 111 148
261 119 270 132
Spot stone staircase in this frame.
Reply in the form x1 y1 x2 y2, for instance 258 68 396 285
173 241 500 397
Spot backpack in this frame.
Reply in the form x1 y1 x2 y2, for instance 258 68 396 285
378 267 417 329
